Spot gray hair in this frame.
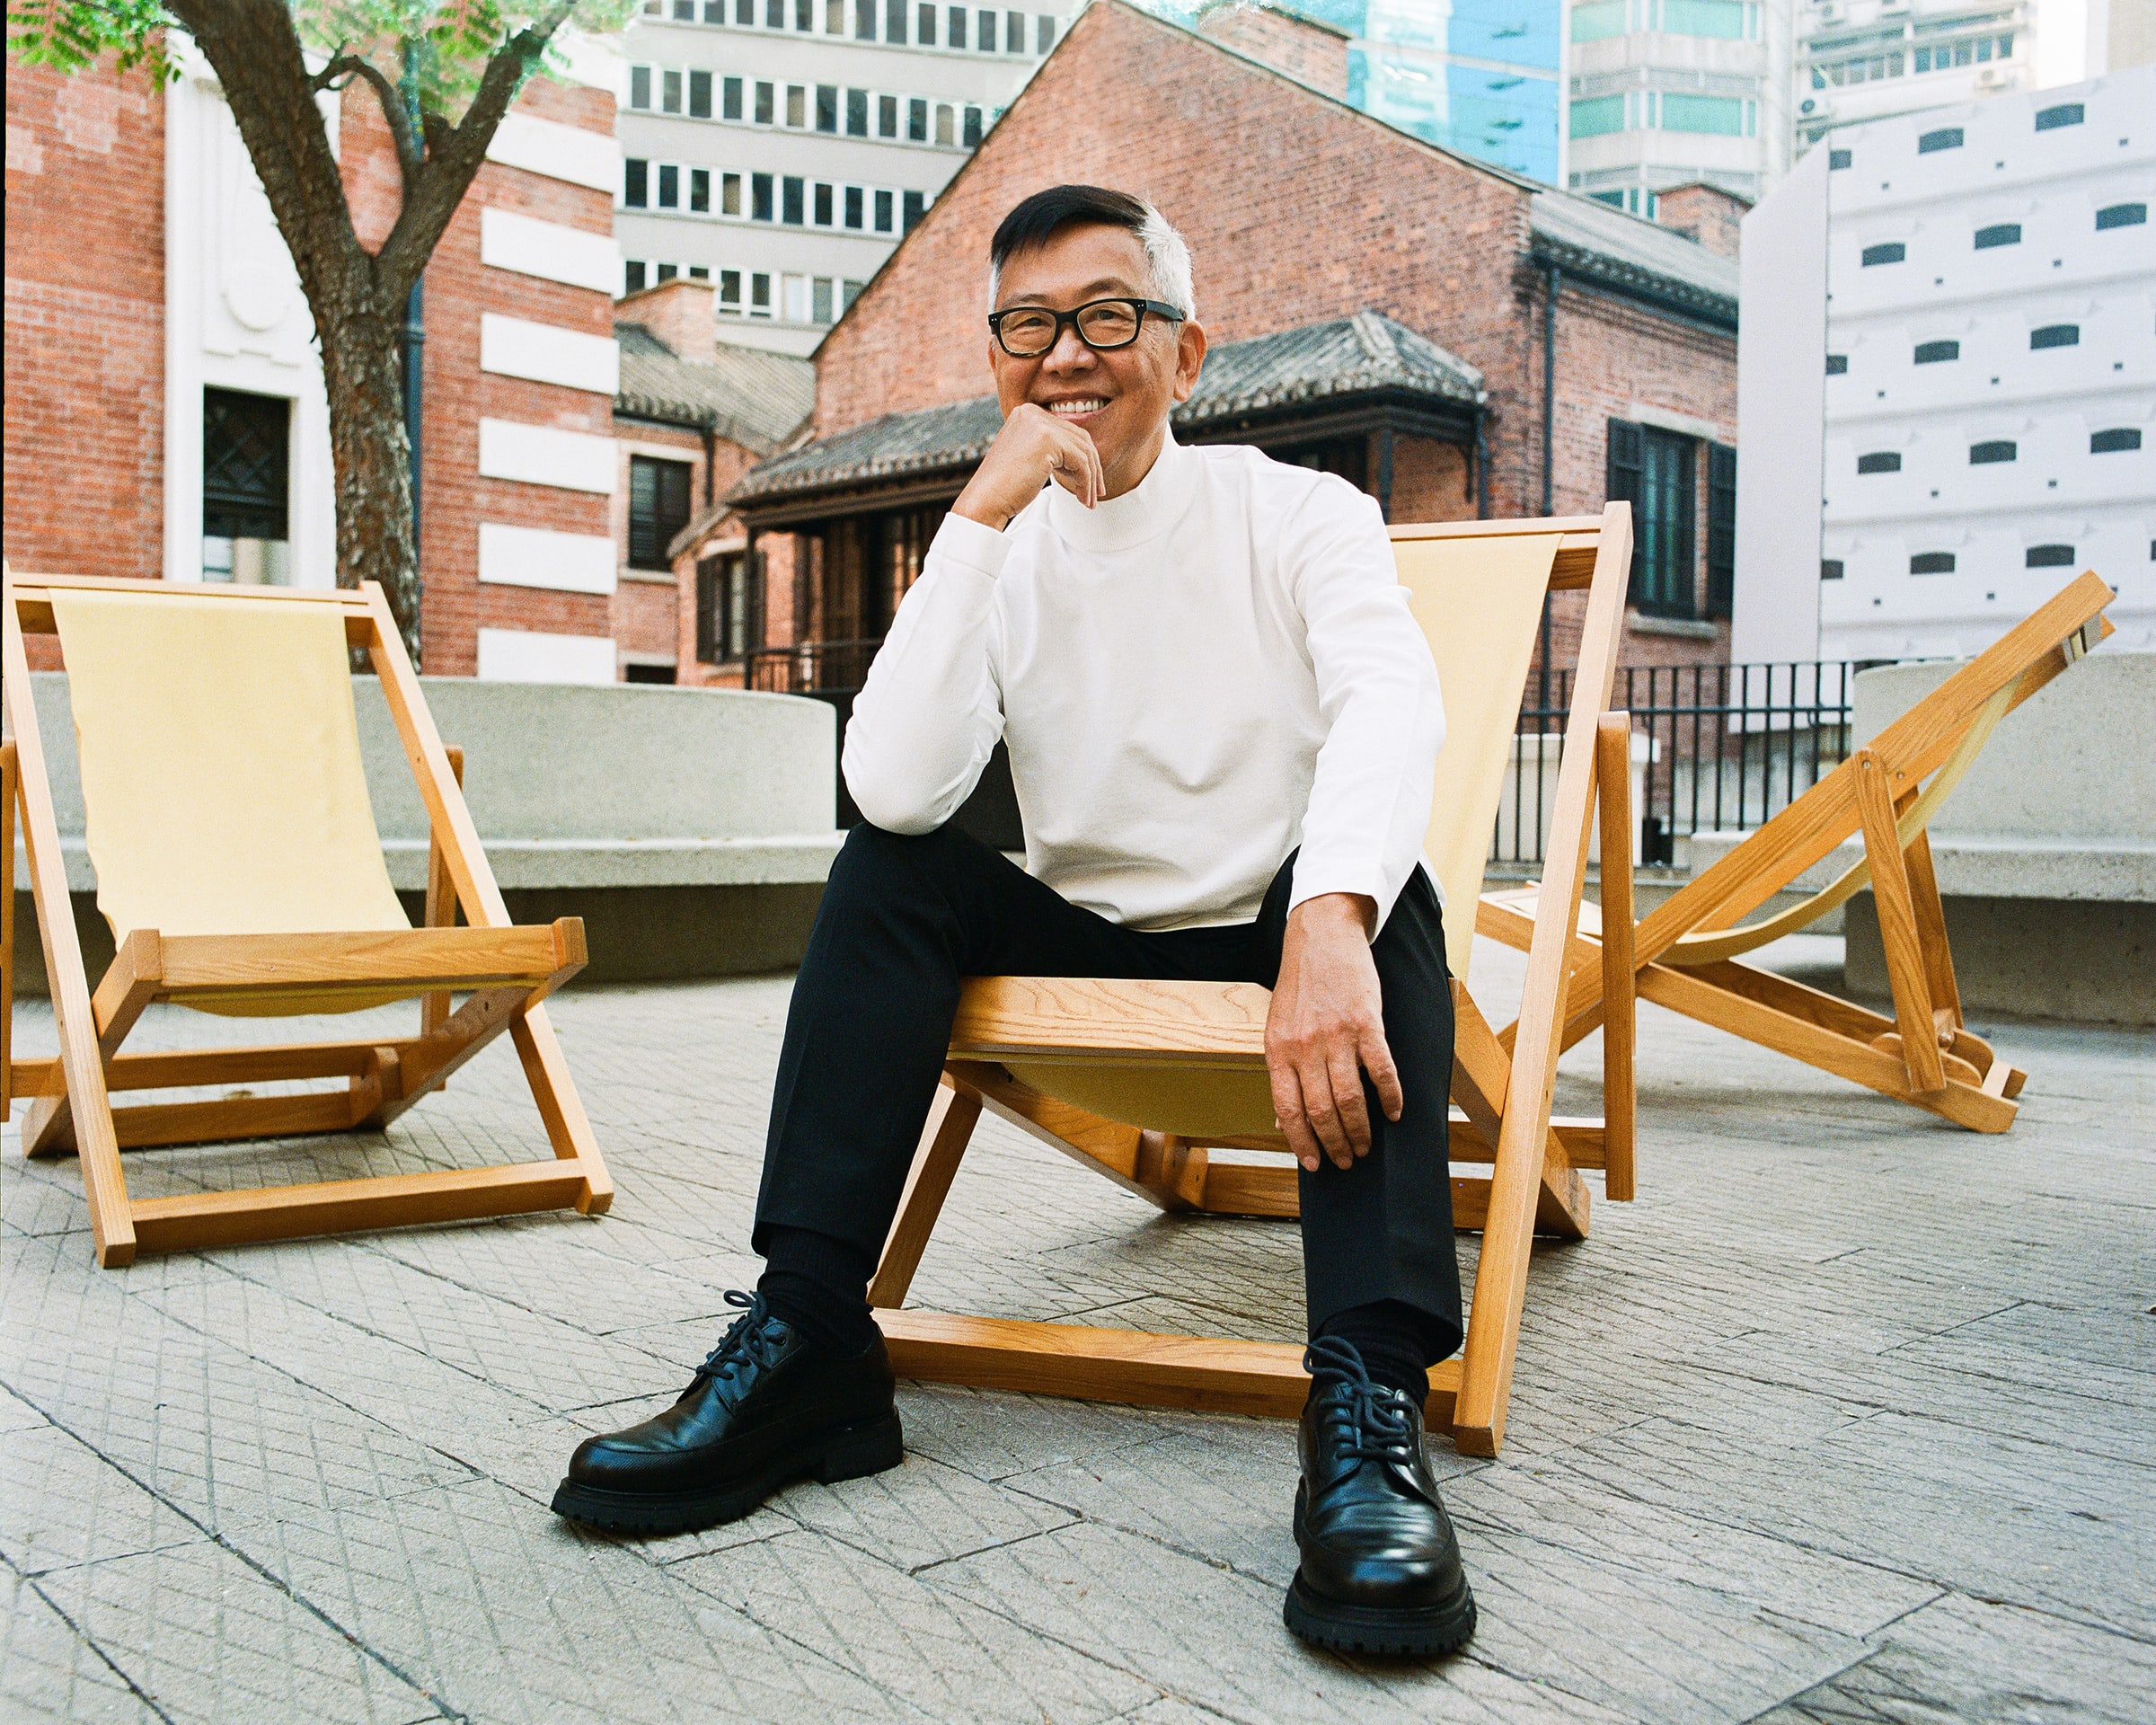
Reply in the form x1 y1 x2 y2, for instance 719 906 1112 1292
986 196 1197 322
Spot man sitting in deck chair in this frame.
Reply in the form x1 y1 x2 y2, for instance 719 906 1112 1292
557 186 1475 1655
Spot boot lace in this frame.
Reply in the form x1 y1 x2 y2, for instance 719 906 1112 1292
1304 1336 1418 1466
691 1290 785 1393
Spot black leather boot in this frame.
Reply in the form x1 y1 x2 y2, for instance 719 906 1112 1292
552 1290 902 1535
1284 1337 1477 1656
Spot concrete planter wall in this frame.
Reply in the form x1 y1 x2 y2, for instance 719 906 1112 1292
11 674 844 991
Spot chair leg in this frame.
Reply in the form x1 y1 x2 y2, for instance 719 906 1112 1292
1595 714 1638 1201
2 739 14 1123
870 1080 985 1308
420 745 464 1065
1853 751 1946 1094
1901 830 1964 1030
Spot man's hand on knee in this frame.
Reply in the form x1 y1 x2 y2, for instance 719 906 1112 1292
1266 893 1403 1173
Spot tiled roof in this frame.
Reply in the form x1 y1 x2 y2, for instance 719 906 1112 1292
1527 191 1739 328
614 324 816 454
729 309 1483 506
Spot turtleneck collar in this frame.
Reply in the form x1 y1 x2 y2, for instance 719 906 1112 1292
1043 426 1200 554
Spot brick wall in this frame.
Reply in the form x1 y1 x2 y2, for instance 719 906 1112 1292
4 58 165 621
1194 2 1350 100
1655 183 1749 261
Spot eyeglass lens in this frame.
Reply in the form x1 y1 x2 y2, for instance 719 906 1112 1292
997 300 1144 356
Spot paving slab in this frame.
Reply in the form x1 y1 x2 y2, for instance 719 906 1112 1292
0 1568 163 1725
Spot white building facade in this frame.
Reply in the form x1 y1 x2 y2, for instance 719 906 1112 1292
1568 0 1792 212
1733 65 2153 664
1792 0 2036 150
616 0 1064 354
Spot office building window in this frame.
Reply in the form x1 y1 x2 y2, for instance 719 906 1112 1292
655 262 677 282
874 188 895 232
879 93 899 137
844 184 864 227
1037 12 1053 51
826 0 844 29
736 0 753 19
1820 560 1845 580
2030 323 2079 349
755 80 774 123
657 162 679 208
1910 552 1956 574
631 456 694 571
887 0 907 41
962 105 983 146
1825 352 1848 374
723 75 743 119
2035 102 2083 130
1861 242 1904 265
722 172 742 215
687 265 709 279
704 0 724 20
817 84 838 129
1974 222 2019 248
752 171 773 219
1006 9 1021 50
2097 202 2146 229
764 0 782 25
814 181 834 225
751 272 772 314
1856 451 1901 473
689 69 711 118
847 88 869 134
857 0 875 35
2091 428 2142 453
1917 126 1961 153
624 157 649 207
1913 340 1958 363
794 0 810 26
782 175 805 224
1606 420 1697 617
977 8 995 49
903 189 925 231
674 0 694 20
2026 544 2074 568
202 386 292 585
662 68 682 112
786 84 807 127
843 279 865 312
948 4 965 47
909 97 929 141
697 553 750 662
813 278 835 323
918 1 936 42
935 102 954 145
624 259 648 292
783 274 808 320
630 65 651 108
690 167 710 211
1828 147 1851 168
720 270 742 310
1969 439 2016 464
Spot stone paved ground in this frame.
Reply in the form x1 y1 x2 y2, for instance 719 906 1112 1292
3 933 2152 1724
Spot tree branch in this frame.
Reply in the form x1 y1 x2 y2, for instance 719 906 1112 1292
312 51 420 186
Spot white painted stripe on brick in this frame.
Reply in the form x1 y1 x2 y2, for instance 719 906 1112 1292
477 522 618 595
481 207 620 294
485 113 621 194
480 314 620 394
478 418 618 494
476 626 617 685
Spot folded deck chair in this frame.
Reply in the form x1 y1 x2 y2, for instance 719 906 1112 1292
861 503 1639 1458
1 568 612 1267
1478 571 2116 1136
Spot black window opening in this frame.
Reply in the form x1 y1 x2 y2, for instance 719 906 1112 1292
2030 323 2079 349
782 175 806 225
856 0 876 35
723 75 743 119
689 69 711 119
629 456 694 571
1918 126 1963 153
962 105 984 146
1910 552 1957 574
1857 451 1902 473
949 6 966 49
1705 442 1736 619
696 552 752 662
2026 544 2075 568
816 84 838 130
202 387 292 584
1037 12 1054 51
908 97 928 140
886 0 907 41
847 87 869 135
752 172 774 221
624 157 649 207
2091 428 2143 453
814 181 834 225
918 1 936 43
1829 148 1851 169
1820 559 1845 580
902 189 925 232
2097 202 2147 229
624 662 676 685
1974 222 2020 248
844 185 864 228
1913 340 1959 364
690 168 710 213
657 163 679 208
1861 242 1905 266
655 263 677 284
979 8 996 50
2035 102 2083 130
1969 439 2017 464
624 260 648 293
875 188 895 232
1606 420 1700 619
1825 352 1849 374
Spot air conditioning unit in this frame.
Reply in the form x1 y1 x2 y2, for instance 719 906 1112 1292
1975 63 2013 89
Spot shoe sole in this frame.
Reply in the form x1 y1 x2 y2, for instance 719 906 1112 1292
550 1409 904 1536
1282 1571 1478 1658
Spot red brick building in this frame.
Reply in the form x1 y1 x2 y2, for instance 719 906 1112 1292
718 0 1743 691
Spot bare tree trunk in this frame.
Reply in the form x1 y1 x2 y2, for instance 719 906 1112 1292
318 307 420 658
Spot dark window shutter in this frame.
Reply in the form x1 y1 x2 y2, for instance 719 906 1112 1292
1605 419 1645 600
629 456 694 570
695 558 720 663
1706 441 1736 618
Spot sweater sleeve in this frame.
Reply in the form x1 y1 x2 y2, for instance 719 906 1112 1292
840 511 1010 834
1283 477 1446 933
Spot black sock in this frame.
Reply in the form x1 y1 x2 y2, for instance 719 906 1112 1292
1314 1300 1447 1408
756 1225 879 1356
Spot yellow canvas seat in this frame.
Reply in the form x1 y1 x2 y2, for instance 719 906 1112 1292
2 569 611 1265
1477 571 2115 1135
861 504 1641 1458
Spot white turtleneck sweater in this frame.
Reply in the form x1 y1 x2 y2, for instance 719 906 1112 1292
841 432 1445 933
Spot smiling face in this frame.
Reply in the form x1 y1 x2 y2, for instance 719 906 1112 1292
987 222 1206 499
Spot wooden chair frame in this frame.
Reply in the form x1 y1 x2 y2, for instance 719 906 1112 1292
861 507 1639 1458
1478 571 2116 1136
2 570 613 1266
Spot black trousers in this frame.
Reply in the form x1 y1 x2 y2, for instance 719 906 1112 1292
754 823 1464 1358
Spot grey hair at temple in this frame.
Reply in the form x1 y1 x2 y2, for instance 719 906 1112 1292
986 184 1197 322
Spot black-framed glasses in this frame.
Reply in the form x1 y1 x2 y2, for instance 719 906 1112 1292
987 296 1186 358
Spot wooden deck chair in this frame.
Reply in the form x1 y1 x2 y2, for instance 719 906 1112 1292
1478 571 2116 1136
1 567 613 1267
859 504 1639 1458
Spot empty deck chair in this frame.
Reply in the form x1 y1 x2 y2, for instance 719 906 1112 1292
1 568 612 1266
1478 571 2116 1135
857 503 1639 1458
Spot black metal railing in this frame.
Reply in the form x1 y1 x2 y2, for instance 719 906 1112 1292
746 637 886 694
1498 662 1857 869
